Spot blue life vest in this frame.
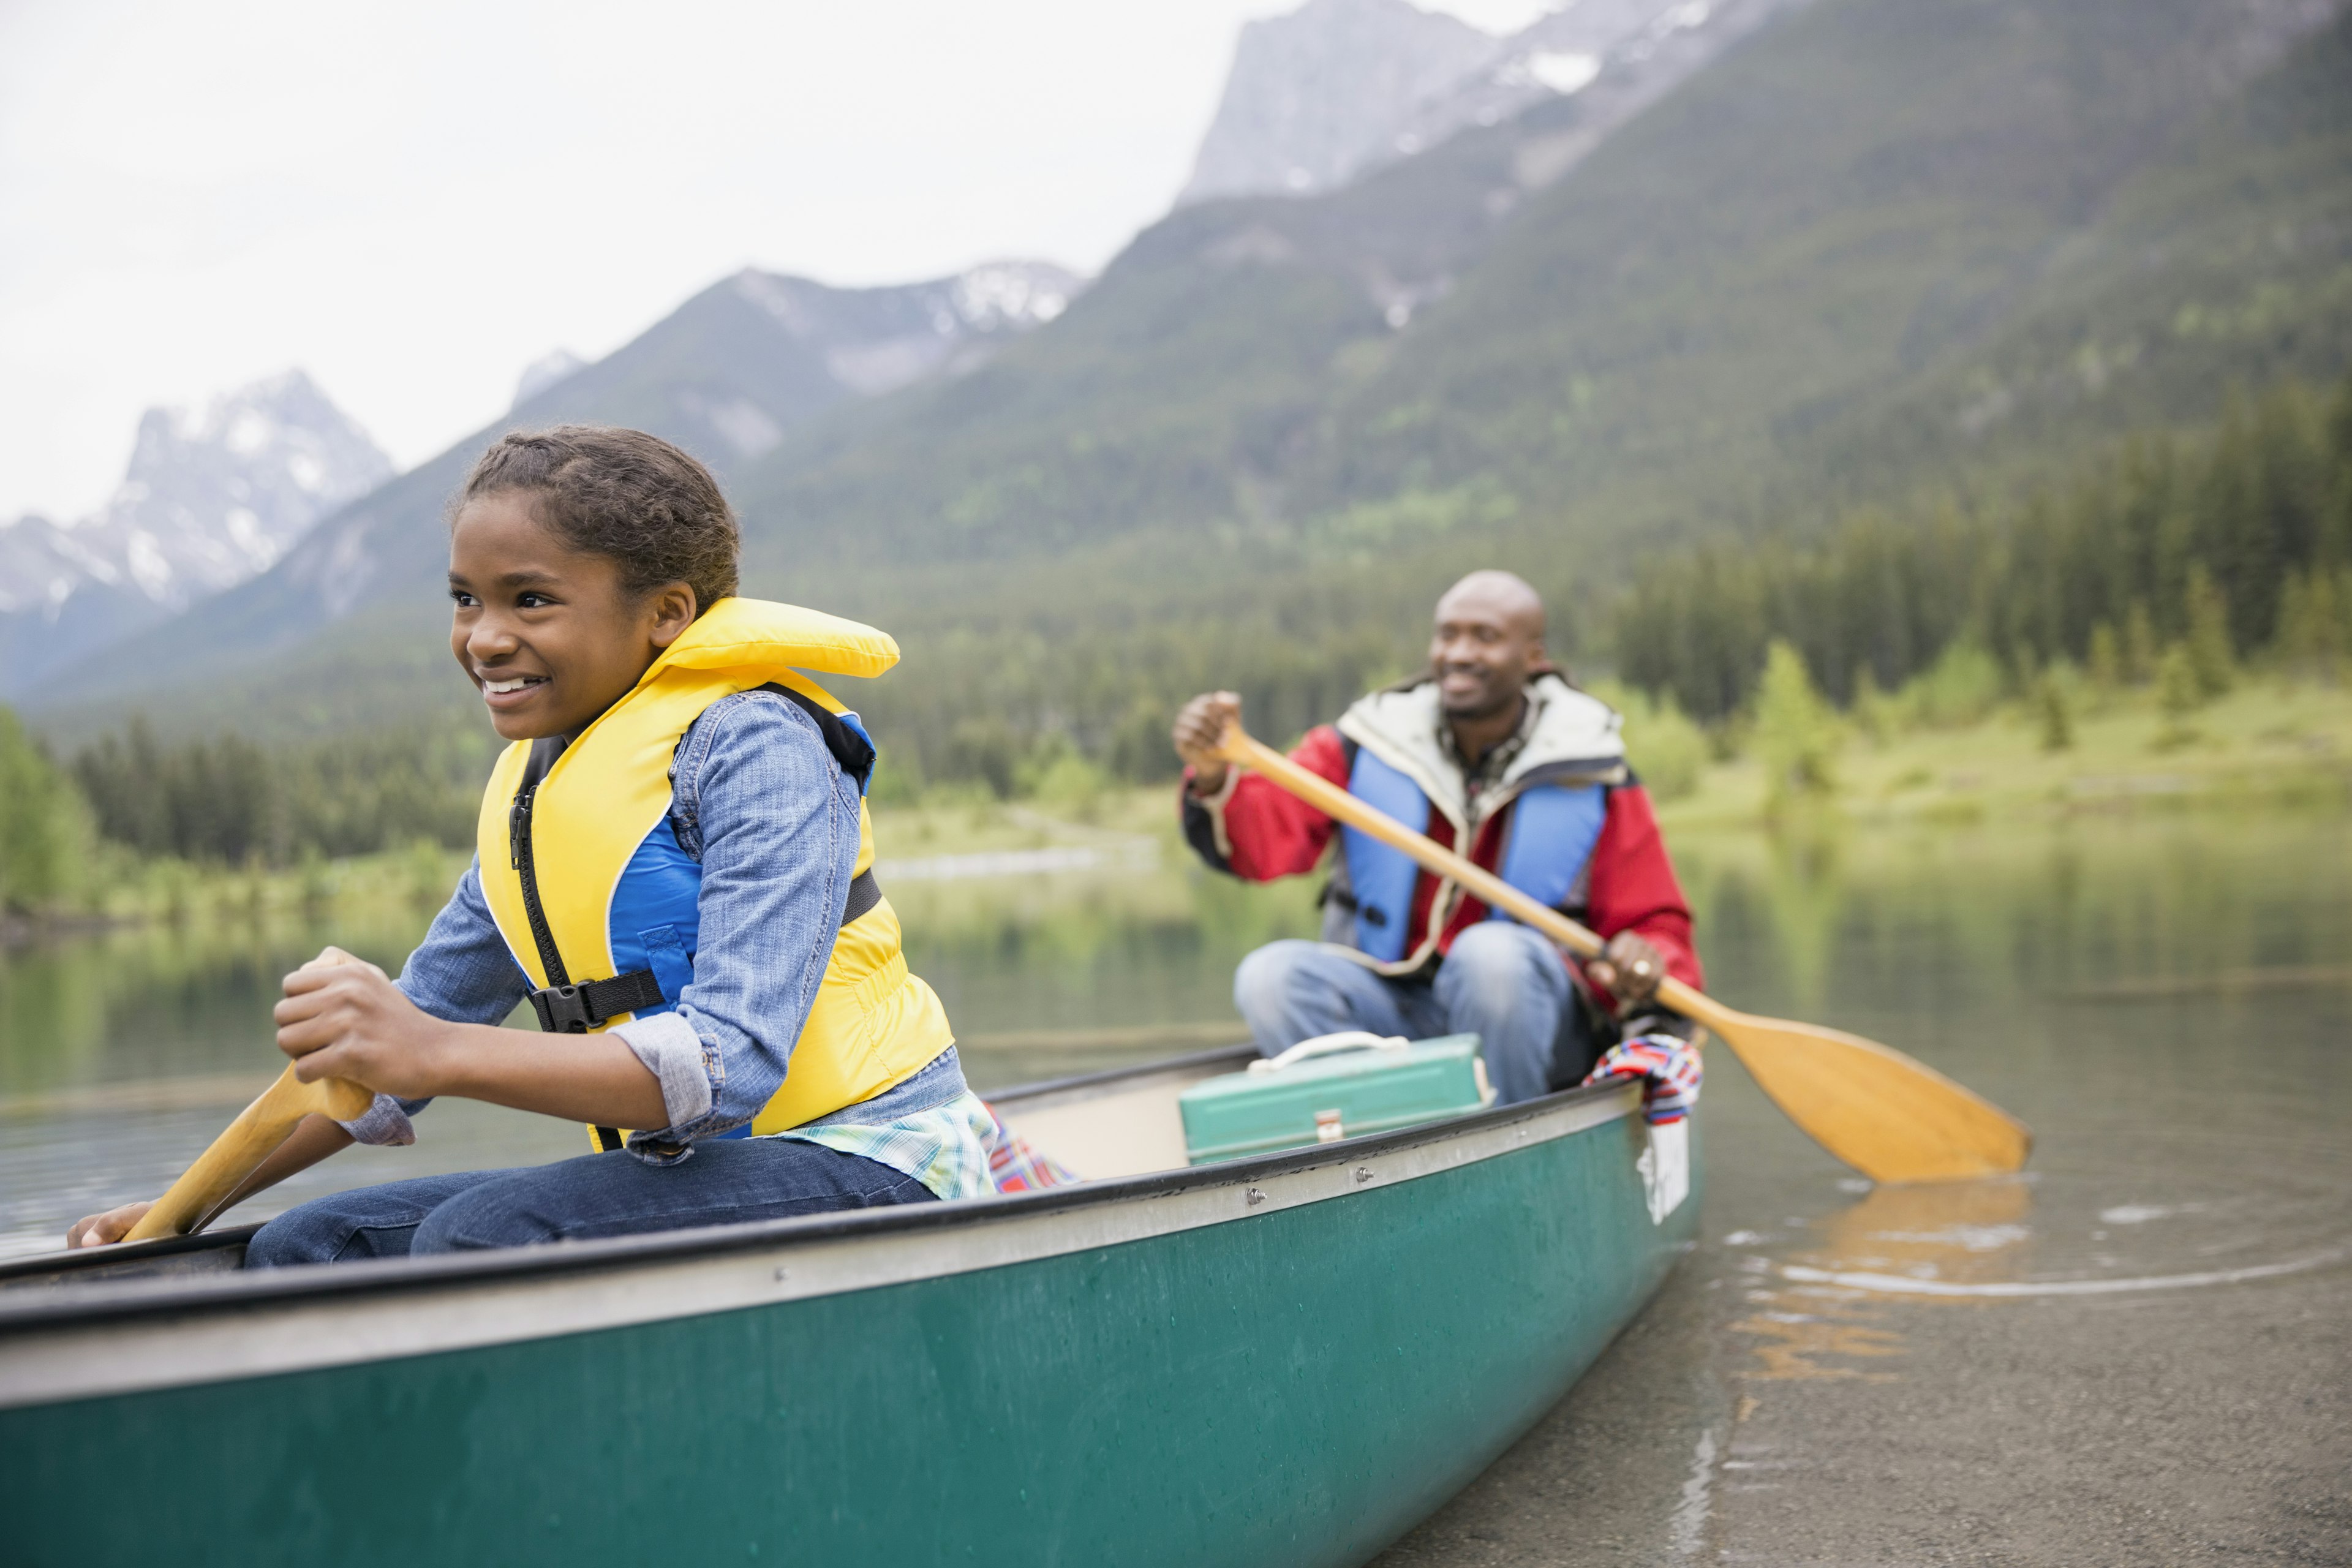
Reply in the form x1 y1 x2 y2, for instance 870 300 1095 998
1340 747 1608 964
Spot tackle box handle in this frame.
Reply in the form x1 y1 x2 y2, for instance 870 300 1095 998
1249 1031 1411 1074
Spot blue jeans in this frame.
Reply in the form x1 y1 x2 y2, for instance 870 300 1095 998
246 1137 935 1268
1233 922 1589 1105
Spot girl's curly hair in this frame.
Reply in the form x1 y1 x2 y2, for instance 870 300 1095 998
454 426 739 613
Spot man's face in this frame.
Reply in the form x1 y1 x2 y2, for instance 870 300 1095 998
1429 581 1545 722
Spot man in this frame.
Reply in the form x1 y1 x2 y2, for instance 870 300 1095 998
1172 570 1702 1104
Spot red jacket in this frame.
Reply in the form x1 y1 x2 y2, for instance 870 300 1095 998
1180 723 1703 1002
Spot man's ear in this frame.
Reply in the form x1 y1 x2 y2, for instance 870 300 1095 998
647 582 699 649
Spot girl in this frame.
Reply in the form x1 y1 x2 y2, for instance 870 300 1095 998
69 426 993 1263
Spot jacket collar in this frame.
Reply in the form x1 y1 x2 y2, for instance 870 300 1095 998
1335 673 1625 830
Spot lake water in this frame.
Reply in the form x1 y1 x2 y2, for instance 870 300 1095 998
3 809 2347 1558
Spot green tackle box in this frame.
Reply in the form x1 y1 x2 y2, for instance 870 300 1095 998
1179 1032 1493 1165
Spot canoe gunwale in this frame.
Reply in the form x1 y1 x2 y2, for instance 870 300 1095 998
0 1221 262 1283
0 1069 1644 1340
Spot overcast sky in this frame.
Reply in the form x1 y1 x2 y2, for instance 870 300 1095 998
0 0 1552 521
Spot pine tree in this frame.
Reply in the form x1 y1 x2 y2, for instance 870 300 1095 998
2087 620 2123 692
0 707 89 913
1755 640 1838 810
2123 600 2159 685
2034 671 2073 752
2183 565 2235 698
2157 644 2203 721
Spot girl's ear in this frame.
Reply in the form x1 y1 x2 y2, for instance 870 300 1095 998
647 582 699 649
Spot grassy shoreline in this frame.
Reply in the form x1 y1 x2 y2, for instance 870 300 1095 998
1653 676 2352 835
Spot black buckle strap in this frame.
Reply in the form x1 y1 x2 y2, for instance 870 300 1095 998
527 968 666 1034
532 872 875 1036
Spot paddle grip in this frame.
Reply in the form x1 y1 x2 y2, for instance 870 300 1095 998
120 953 376 1243
121 1066 374 1242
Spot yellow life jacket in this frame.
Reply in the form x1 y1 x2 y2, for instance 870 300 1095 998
473 597 956 1152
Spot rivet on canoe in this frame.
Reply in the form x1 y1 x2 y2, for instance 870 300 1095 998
774 1266 790 1282
1245 1188 1266 1207
1354 1167 1374 1184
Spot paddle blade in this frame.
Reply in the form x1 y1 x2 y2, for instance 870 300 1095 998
1708 1011 2031 1183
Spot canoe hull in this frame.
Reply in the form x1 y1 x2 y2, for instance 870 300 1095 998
0 1088 1697 1567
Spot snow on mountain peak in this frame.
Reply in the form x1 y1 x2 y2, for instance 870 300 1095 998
1180 0 1745 205
952 262 1079 330
513 349 587 409
0 369 391 630
725 260 1085 402
1180 0 1502 205
1518 50 1602 93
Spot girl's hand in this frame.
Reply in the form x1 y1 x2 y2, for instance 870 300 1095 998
273 949 457 1101
68 1200 153 1248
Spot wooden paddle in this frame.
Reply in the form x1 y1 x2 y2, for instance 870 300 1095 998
1213 724 2032 1183
122 953 375 1242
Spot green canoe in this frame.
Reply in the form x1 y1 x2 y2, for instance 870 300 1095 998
0 1044 1698 1567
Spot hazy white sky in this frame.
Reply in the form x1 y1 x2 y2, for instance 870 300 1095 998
0 0 1553 521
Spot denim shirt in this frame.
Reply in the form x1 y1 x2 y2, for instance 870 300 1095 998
348 690 986 1191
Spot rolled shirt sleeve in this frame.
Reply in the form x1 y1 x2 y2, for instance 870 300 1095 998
610 1011 714 1131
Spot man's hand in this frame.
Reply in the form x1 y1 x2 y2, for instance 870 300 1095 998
1585 931 1668 1012
273 946 455 1101
1172 691 1242 796
68 1201 154 1248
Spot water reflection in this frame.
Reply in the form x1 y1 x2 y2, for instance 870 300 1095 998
0 907 441 1102
1808 1178 2037 1284
1719 1181 2033 1384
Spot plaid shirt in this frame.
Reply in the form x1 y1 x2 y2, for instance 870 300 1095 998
772 1089 998 1200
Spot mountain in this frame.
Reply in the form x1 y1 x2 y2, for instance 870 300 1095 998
717 0 2348 575
22 260 1082 730
20 0 2350 778
1377 0 1817 178
0 371 391 696
1178 0 1501 203
1175 0 1782 208
551 261 1079 470
1320 0 2352 530
512 350 587 409
640 0 2352 766
1810 0 2352 493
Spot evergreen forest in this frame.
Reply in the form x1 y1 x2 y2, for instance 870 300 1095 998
1617 375 2352 720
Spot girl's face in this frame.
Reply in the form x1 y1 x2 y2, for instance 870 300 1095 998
448 493 697 742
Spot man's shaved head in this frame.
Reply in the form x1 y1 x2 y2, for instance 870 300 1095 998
1435 570 1546 643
